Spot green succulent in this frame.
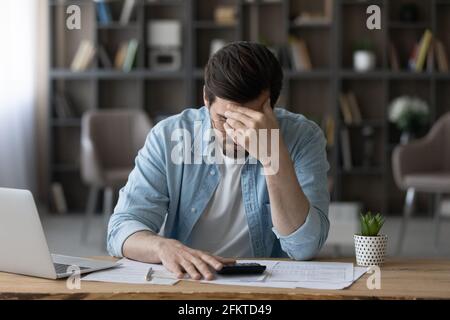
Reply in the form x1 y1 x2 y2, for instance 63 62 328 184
353 38 374 52
359 212 385 237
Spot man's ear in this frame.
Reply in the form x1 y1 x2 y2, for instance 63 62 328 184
203 86 209 108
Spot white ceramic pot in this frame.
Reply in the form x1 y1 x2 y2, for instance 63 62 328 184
354 234 387 266
353 50 376 72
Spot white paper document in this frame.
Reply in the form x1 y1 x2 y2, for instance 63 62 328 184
267 261 354 283
209 266 367 290
294 266 368 290
213 260 362 290
82 258 367 290
82 259 179 285
82 258 268 285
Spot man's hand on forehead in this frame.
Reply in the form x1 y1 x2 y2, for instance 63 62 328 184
218 98 279 164
223 98 271 126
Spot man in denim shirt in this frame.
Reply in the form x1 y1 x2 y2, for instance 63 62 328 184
107 42 330 281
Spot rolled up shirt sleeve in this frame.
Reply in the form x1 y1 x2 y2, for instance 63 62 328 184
107 125 169 257
272 120 330 260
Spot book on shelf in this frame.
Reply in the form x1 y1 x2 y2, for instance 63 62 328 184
289 36 312 71
405 29 435 72
119 0 136 25
51 182 68 215
340 128 353 171
415 29 433 72
95 0 113 25
435 39 449 72
321 114 335 148
408 42 419 71
123 39 139 72
389 43 400 71
70 40 96 71
339 93 353 125
324 0 333 21
98 45 113 69
114 39 139 71
214 5 237 25
347 92 362 125
426 40 434 73
339 91 362 126
291 0 333 26
114 42 128 69
53 91 76 119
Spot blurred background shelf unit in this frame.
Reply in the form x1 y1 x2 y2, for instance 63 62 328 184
49 0 450 214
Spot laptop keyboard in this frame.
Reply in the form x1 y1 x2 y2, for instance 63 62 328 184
54 263 90 274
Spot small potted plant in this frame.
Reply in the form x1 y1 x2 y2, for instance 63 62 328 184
354 212 387 267
353 39 376 72
388 95 429 144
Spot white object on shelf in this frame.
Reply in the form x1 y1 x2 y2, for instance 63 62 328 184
353 50 376 72
147 20 181 47
149 48 181 71
147 20 182 71
119 0 136 25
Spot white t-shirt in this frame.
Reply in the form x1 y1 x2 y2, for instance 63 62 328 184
188 148 253 258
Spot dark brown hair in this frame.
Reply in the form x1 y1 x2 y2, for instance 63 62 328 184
204 41 283 108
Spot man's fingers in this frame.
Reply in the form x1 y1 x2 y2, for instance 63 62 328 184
224 111 254 127
179 259 202 280
189 256 214 280
226 103 261 118
225 117 246 130
165 261 185 279
199 253 224 271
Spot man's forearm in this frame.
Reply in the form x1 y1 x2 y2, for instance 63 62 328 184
264 141 310 236
122 230 164 263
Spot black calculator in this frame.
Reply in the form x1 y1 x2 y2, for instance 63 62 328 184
217 263 266 275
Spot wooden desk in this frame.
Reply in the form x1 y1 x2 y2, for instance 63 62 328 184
1 258 450 300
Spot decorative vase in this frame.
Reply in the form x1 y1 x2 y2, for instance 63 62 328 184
353 50 376 72
354 234 388 267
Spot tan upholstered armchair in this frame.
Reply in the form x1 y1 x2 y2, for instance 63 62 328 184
80 110 152 243
392 112 450 253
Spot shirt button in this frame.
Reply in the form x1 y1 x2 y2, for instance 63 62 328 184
191 207 196 213
210 170 215 176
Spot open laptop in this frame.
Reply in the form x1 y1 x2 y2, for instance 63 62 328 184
0 188 117 279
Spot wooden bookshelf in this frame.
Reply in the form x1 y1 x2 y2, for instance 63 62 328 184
48 0 450 214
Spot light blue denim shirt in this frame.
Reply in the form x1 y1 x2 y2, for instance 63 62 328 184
107 106 330 260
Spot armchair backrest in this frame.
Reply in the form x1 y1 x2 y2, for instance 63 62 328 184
81 110 152 184
392 112 450 189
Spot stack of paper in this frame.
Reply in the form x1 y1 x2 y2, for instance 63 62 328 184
82 259 179 285
204 260 367 290
82 259 368 290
